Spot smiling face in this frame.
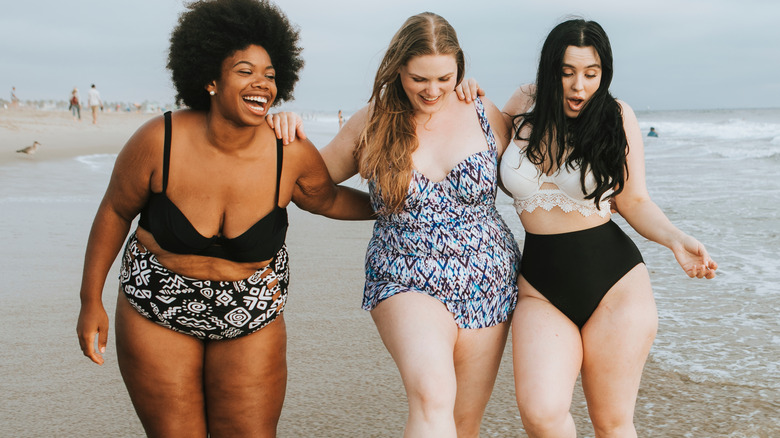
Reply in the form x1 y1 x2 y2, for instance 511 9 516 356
207 44 276 122
399 54 458 116
561 45 602 118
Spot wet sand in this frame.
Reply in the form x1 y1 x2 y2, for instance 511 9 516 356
1 108 776 437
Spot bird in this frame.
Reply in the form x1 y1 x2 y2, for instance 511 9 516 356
16 141 41 155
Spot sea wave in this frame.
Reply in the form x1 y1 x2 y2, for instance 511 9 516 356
0 195 95 204
75 153 117 172
639 118 780 142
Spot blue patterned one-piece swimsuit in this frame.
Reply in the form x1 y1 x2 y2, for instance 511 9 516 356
363 97 521 329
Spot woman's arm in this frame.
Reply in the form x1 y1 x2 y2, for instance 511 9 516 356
612 101 717 279
267 106 368 184
319 106 368 184
501 84 536 133
288 136 374 220
480 96 511 155
76 118 161 364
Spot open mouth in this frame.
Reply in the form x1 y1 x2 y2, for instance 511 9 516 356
567 97 585 112
243 95 268 113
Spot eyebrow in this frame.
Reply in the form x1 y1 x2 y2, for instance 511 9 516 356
562 63 601 69
232 60 275 70
409 72 456 79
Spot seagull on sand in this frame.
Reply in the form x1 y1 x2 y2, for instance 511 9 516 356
16 141 41 155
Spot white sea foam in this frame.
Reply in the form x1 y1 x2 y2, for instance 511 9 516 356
74 153 117 173
0 195 95 204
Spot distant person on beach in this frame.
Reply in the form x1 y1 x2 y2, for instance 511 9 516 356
75 1 372 436
87 84 102 124
338 109 344 129
274 12 520 436
648 126 658 137
10 86 19 108
459 19 717 437
69 87 81 121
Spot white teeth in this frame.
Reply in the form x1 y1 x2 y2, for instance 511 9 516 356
422 96 438 102
244 96 268 103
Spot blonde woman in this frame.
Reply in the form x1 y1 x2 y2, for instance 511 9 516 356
275 12 520 437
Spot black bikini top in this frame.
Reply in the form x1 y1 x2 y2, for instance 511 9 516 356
138 111 288 263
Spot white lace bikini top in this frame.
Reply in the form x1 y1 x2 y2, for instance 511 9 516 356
500 140 612 217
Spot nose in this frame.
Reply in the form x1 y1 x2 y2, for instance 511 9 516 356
570 74 584 91
252 75 270 89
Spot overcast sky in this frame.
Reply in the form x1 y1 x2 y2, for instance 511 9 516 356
2 0 778 111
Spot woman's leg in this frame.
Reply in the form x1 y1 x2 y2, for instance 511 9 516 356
452 320 510 438
512 276 582 438
204 315 288 438
580 265 657 438
371 292 459 438
114 293 207 438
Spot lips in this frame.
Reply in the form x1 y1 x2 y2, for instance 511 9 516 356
420 95 440 105
567 97 585 112
243 95 269 113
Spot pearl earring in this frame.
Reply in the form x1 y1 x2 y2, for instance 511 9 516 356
209 90 215 96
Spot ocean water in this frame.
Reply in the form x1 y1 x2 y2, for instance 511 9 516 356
1 108 778 436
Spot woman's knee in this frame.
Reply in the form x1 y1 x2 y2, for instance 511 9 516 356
590 411 637 438
405 373 457 419
517 393 573 435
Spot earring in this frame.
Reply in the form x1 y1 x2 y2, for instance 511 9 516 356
209 90 215 96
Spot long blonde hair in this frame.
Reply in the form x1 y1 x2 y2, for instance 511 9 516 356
356 12 464 213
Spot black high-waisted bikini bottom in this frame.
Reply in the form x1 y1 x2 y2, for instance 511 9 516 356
520 220 644 329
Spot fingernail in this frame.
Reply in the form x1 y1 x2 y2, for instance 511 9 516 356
100 347 105 353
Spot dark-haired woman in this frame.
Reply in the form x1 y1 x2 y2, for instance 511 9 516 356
457 19 719 436
498 20 717 437
75 0 372 436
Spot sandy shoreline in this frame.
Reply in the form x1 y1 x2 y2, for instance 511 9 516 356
0 108 156 164
1 108 775 437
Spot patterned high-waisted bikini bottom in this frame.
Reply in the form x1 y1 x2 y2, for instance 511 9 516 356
119 232 289 340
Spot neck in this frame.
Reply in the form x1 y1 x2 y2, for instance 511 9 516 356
204 110 271 153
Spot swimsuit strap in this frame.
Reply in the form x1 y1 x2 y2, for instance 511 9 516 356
474 97 496 152
162 111 172 194
274 137 283 205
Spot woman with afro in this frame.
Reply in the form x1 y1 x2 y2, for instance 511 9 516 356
76 1 372 436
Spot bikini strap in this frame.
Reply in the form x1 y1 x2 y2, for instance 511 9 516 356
274 138 284 205
162 111 172 193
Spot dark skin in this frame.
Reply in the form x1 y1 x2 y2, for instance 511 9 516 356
77 45 372 437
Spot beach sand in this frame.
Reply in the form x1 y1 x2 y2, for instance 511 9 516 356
1 108 775 437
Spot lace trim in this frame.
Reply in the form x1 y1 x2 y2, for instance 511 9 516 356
514 190 610 218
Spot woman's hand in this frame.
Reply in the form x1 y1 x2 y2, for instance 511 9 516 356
266 112 307 145
76 301 110 365
454 78 485 103
671 235 718 279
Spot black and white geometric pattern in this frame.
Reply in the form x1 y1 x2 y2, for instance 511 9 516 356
119 233 289 340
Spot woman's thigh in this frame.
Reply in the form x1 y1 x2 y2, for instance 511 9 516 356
580 264 657 426
512 276 583 415
371 292 459 399
203 315 288 438
114 293 207 438
452 320 510 435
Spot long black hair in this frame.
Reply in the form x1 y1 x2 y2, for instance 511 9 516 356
516 19 628 207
